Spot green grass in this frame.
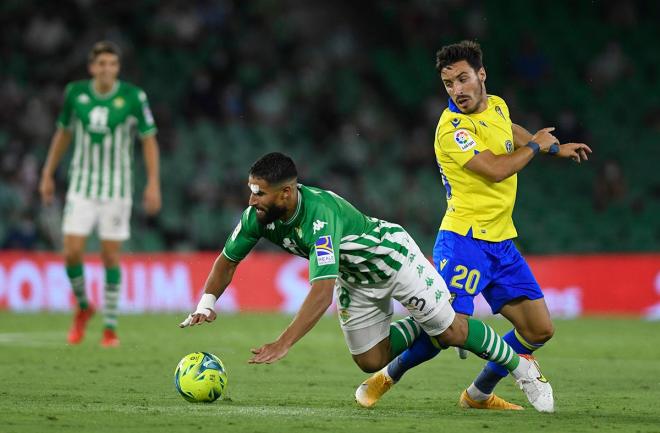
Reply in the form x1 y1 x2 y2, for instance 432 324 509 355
1 313 659 433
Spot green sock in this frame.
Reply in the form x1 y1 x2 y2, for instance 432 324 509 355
463 318 520 372
389 317 421 358
66 264 88 310
104 267 121 330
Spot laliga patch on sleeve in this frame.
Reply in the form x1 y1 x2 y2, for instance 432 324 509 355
454 130 477 151
315 235 336 266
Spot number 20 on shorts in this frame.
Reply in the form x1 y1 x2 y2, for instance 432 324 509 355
449 265 481 294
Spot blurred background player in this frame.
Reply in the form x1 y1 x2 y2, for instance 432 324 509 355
180 152 554 412
39 41 161 347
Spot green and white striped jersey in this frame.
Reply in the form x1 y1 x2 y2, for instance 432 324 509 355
222 185 410 285
56 80 157 201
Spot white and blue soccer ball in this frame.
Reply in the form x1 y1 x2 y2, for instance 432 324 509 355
174 352 228 403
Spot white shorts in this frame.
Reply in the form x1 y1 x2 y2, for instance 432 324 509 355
337 233 455 355
62 195 132 241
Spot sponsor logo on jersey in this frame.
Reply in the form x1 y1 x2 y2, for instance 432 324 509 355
88 106 109 133
315 235 335 265
312 219 327 234
505 140 513 153
454 130 477 151
450 118 461 128
113 97 125 108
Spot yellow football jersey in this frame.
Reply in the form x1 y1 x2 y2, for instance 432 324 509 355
433 94 518 242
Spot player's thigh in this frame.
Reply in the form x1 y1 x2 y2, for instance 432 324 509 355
392 236 455 337
62 195 98 238
98 200 131 241
336 282 393 357
432 230 491 316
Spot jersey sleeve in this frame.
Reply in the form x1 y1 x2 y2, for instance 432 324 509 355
436 118 488 167
133 88 158 137
307 210 342 283
55 83 75 130
221 207 262 263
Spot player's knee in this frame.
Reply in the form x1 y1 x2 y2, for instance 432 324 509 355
100 250 120 268
63 249 83 266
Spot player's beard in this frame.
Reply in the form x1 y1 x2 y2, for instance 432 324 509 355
254 204 287 225
458 82 486 114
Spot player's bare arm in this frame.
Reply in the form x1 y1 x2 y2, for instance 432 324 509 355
179 254 238 328
464 127 558 182
141 134 161 215
249 277 335 364
39 128 73 205
513 123 591 162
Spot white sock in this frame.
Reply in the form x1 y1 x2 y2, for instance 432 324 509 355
467 383 491 401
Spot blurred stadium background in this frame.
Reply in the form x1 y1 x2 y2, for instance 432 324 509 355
0 0 658 317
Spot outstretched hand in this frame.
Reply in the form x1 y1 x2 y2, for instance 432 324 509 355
557 143 592 163
249 340 290 364
179 308 217 328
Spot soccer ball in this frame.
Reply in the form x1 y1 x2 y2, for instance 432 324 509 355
174 352 228 403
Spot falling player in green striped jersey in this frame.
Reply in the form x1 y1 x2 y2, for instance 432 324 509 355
180 153 554 412
39 41 161 347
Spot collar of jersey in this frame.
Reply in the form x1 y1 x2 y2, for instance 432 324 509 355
89 80 120 100
447 97 461 113
447 95 493 115
282 185 302 226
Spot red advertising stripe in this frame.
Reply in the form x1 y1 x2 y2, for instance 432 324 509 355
0 251 658 316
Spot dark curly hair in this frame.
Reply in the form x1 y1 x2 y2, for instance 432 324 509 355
435 40 483 73
249 152 298 184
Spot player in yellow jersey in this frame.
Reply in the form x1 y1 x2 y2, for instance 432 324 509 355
433 40 591 410
356 40 590 411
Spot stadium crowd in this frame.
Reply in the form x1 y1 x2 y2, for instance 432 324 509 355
1 0 657 253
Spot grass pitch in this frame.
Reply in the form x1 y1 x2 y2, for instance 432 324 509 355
0 313 659 433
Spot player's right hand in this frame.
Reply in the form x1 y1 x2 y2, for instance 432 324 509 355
179 308 217 328
39 175 55 205
531 127 558 152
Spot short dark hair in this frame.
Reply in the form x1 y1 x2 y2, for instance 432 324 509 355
249 152 298 184
88 41 121 64
435 40 483 73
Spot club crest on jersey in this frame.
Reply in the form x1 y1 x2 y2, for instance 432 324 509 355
505 140 513 153
113 97 125 108
454 130 476 151
450 118 461 128
315 235 335 266
77 94 90 104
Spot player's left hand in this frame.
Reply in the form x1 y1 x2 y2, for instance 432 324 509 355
143 181 162 215
557 142 592 163
248 340 290 364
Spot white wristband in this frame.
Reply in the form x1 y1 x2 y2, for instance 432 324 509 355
196 293 217 314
